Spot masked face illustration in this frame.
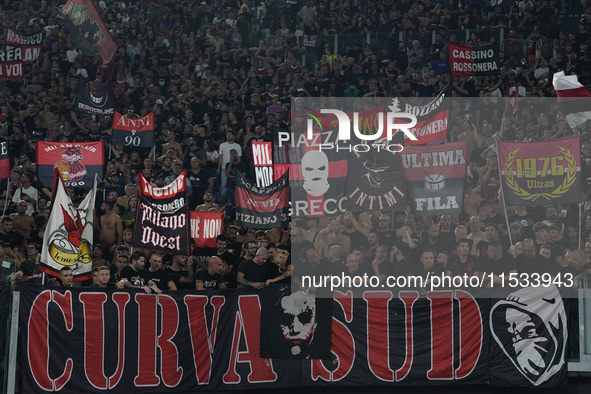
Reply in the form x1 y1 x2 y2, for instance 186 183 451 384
280 291 318 356
301 150 329 197
490 286 566 386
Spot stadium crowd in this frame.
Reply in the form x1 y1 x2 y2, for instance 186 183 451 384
1 0 591 295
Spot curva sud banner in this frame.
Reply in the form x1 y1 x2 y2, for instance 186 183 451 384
448 43 499 77
36 141 104 188
139 171 186 211
400 141 469 216
236 171 289 229
18 285 568 393
132 194 190 255
498 137 581 206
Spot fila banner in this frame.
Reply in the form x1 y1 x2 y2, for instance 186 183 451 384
132 194 190 255
40 170 97 280
389 84 452 145
61 0 117 62
498 137 581 206
236 171 289 229
400 141 469 216
36 141 104 188
74 75 115 115
139 171 186 211
111 112 155 147
0 140 9 179
18 285 568 393
190 211 224 248
251 141 274 187
449 43 499 77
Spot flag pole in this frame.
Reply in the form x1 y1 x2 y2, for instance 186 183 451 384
579 202 582 249
496 140 513 246
2 179 9 215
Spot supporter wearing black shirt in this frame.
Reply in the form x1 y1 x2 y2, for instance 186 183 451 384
195 256 227 290
515 239 555 275
0 217 24 248
448 239 478 277
237 247 273 289
475 240 516 287
186 157 211 209
266 244 291 285
225 225 243 259
146 253 176 291
165 255 195 291
118 251 150 289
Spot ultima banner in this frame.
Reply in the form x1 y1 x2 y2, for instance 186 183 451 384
19 284 567 392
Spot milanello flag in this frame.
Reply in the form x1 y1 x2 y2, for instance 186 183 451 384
61 0 117 62
139 171 186 211
41 170 97 280
260 285 332 359
190 211 224 247
552 71 591 128
36 141 104 188
389 84 452 145
132 194 190 255
346 141 408 212
252 141 274 187
74 75 115 115
498 137 581 206
400 141 469 216
0 141 9 179
236 171 289 229
449 43 499 77
112 112 155 147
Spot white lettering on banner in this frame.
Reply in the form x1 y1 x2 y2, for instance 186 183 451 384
292 197 347 216
255 167 273 187
401 150 466 168
140 202 186 230
451 49 494 60
149 198 185 212
405 119 448 140
252 144 272 166
0 62 23 78
0 46 22 62
415 196 459 211
116 115 152 128
77 102 114 114
451 62 498 73
203 219 222 239
5 29 43 45
190 218 200 238
0 141 7 155
143 174 185 198
22 47 40 62
348 186 405 210
236 212 278 225
140 226 181 250
42 144 98 153
403 95 445 116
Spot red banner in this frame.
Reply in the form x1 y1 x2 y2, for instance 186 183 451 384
0 61 23 79
36 141 104 188
190 211 224 247
252 141 273 187
111 112 155 147
0 141 8 179
449 43 499 77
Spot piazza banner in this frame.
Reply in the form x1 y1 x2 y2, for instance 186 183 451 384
498 137 581 206
18 285 568 393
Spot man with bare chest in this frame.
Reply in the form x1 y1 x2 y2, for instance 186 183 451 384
99 200 123 249
10 200 34 237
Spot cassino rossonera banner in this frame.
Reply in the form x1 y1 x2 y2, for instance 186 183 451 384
18 284 568 392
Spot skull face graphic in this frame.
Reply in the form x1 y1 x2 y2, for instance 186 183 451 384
301 150 330 197
279 291 318 356
490 286 567 386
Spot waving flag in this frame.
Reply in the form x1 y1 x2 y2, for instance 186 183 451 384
112 112 155 147
553 71 591 128
41 170 97 280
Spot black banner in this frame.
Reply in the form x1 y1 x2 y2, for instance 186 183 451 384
139 171 186 212
346 140 408 212
132 194 190 255
18 285 568 393
74 75 115 115
236 171 289 229
111 112 155 147
260 285 332 358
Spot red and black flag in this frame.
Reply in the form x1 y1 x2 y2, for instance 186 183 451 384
74 75 115 115
111 111 155 147
0 140 9 179
552 71 591 128
139 171 186 211
36 141 104 189
449 43 499 77
61 0 117 62
389 83 452 145
236 170 289 229
5 28 42 63
399 141 469 216
132 194 191 256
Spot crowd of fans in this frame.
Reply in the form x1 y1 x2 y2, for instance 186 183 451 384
1 0 591 296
